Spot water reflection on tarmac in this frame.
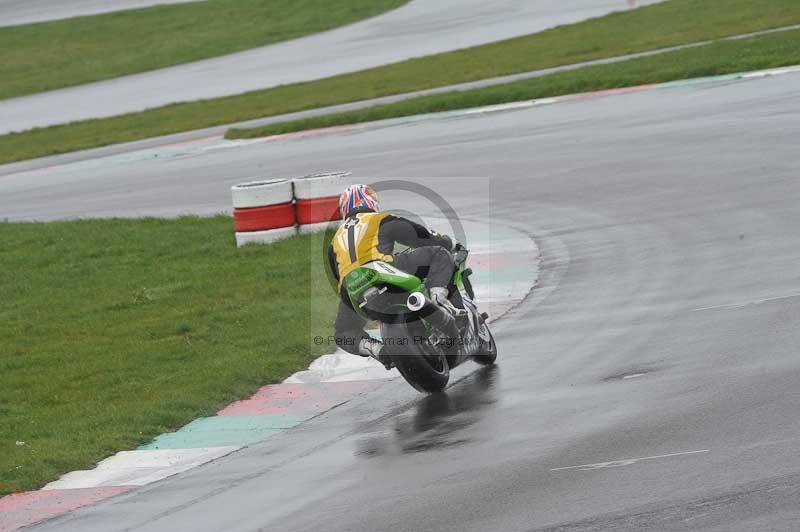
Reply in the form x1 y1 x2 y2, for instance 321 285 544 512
356 367 499 457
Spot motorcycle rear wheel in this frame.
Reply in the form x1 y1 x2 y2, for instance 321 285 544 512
382 319 450 393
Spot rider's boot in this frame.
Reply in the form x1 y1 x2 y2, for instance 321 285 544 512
429 287 468 319
359 337 393 370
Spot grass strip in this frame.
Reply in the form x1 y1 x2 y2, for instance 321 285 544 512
0 217 337 496
0 0 406 100
227 29 800 138
1 0 799 164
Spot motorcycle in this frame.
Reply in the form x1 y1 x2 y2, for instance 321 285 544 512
342 246 497 393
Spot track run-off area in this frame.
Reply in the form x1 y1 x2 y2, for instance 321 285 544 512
1 68 800 531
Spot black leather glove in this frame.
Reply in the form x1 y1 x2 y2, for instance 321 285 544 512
454 242 469 265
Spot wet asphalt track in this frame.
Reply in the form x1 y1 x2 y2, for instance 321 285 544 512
0 0 663 134
7 72 800 531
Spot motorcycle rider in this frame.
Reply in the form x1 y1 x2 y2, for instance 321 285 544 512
328 184 463 366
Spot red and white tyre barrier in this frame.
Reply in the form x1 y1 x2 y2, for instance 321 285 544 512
293 172 349 234
231 179 296 246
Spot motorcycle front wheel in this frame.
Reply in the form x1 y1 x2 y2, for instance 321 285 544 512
382 319 450 393
473 315 497 365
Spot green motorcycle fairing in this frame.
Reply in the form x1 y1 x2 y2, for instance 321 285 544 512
345 261 423 319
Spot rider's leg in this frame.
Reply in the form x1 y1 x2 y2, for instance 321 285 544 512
334 300 369 355
334 300 392 369
393 247 463 314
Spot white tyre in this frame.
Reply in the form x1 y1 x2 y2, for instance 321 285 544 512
293 171 352 200
231 179 293 209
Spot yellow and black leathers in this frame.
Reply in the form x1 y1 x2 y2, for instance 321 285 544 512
327 209 456 355
328 211 453 290
330 212 393 289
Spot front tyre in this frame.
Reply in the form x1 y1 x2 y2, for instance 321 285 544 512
382 319 449 393
473 316 497 365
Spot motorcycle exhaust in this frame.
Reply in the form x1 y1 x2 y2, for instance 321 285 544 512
406 291 457 335
407 291 426 312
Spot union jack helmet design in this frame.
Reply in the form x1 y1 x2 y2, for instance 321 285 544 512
339 184 380 218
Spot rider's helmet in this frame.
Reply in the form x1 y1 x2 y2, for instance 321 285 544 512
339 184 380 218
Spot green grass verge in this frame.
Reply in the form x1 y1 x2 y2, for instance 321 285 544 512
0 217 337 496
1 0 799 164
227 29 800 138
0 0 406 100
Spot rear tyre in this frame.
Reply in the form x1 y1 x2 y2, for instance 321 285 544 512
473 316 497 365
382 319 450 393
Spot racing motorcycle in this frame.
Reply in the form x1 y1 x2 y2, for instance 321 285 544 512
343 246 497 393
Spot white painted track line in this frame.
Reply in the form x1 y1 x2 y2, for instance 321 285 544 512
691 292 800 312
551 450 710 472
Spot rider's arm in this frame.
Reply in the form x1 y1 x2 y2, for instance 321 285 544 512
379 215 454 251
